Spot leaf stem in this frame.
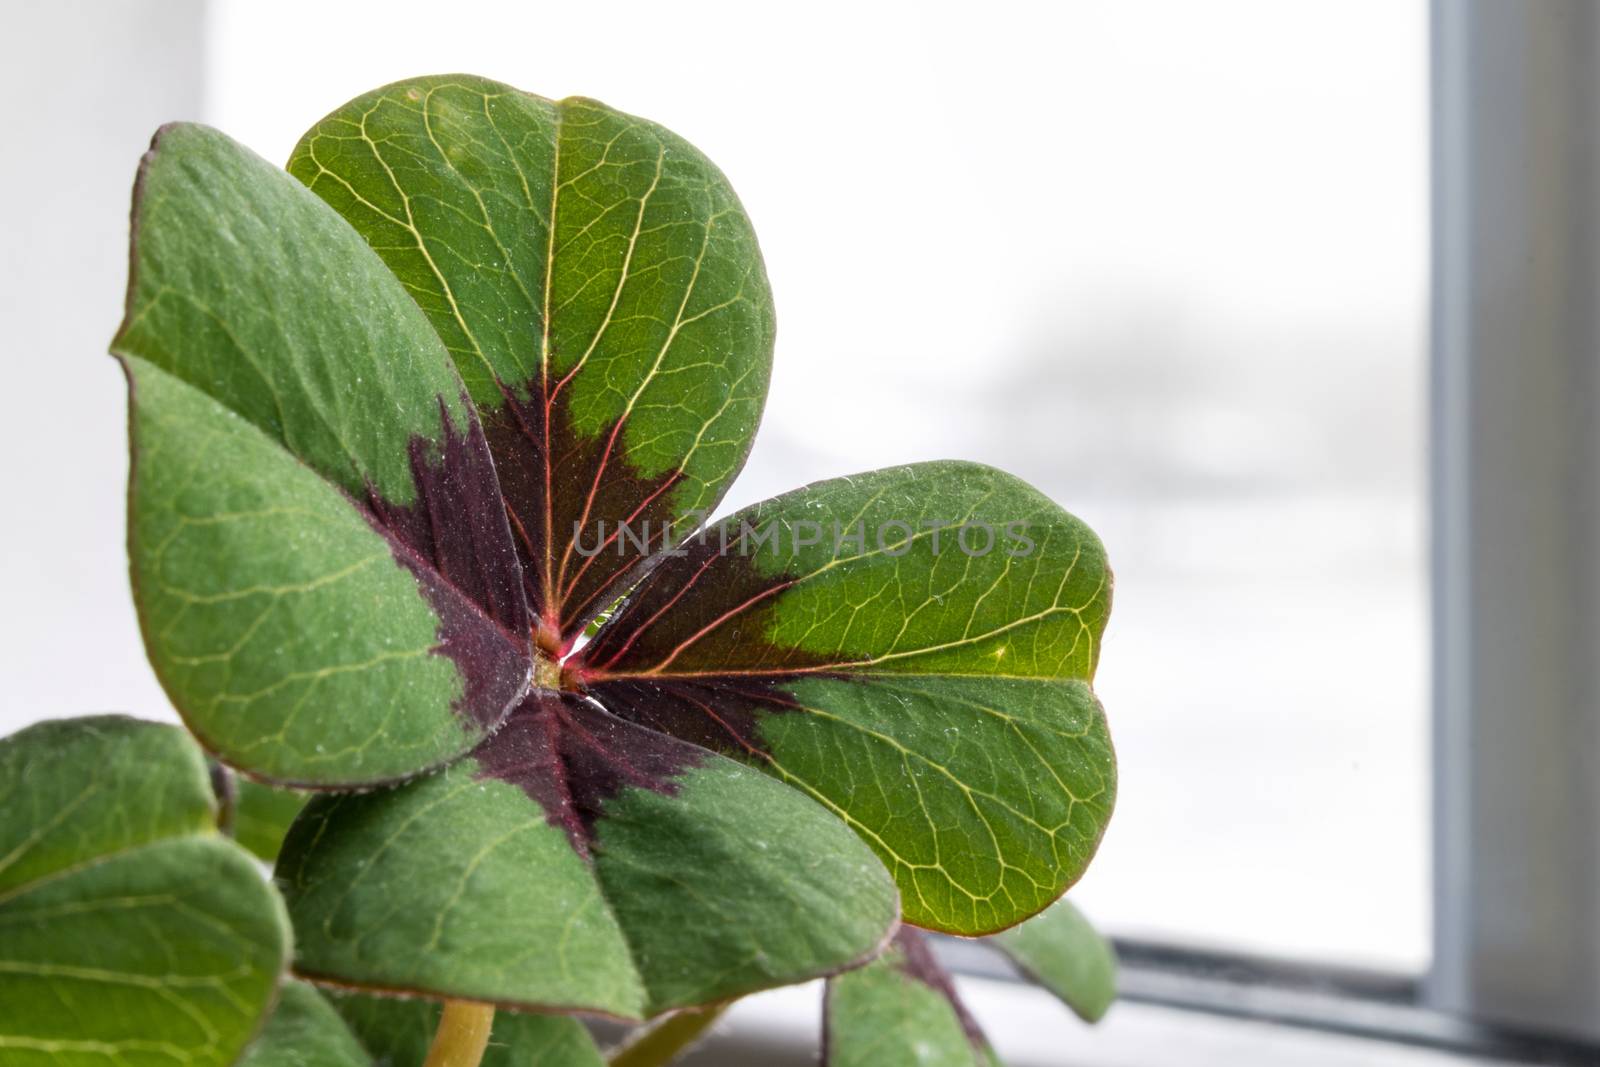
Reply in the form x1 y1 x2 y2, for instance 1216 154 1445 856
423 1000 496 1067
608 1003 730 1067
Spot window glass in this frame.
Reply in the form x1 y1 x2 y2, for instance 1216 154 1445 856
207 0 1429 968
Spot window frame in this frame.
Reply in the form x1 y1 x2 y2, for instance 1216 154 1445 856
1427 0 1600 1044
936 936 1600 1065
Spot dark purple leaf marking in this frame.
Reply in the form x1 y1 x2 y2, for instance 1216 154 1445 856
567 514 889 785
470 690 704 856
573 518 834 680
481 386 688 651
366 399 529 638
357 400 532 733
559 517 832 801
581 676 812 770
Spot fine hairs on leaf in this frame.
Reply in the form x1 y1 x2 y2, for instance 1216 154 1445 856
0 72 1126 1067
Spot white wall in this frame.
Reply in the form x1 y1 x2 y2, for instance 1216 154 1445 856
0 1 205 733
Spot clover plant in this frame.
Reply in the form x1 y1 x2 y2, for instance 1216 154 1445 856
0 74 1117 1066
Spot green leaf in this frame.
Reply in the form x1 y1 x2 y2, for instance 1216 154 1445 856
276 692 896 1020
0 716 290 1067
325 989 603 1067
577 462 1116 934
237 981 369 1067
825 930 998 1067
109 78 1117 1042
115 122 532 788
288 74 775 643
990 897 1116 1023
231 777 310 865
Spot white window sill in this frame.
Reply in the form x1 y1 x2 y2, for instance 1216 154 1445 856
645 976 1525 1067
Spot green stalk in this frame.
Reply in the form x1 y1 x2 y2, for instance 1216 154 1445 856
608 1003 730 1067
423 1000 496 1067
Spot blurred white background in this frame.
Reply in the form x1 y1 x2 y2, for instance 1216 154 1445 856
0 0 1427 970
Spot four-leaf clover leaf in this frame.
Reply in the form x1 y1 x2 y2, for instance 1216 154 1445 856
113 74 1115 1021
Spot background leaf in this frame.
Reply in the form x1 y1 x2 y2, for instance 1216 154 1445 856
277 692 896 1020
580 462 1116 934
231 777 310 865
115 122 531 788
990 897 1116 1023
825 930 998 1067
237 981 369 1067
326 989 603 1067
0 716 289 1067
289 74 775 644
